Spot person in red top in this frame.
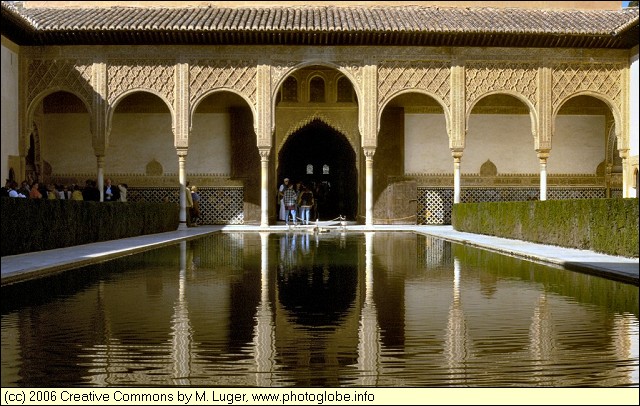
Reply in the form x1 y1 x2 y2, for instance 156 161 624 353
29 182 43 199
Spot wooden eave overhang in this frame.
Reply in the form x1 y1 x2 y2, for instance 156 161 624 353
1 2 638 49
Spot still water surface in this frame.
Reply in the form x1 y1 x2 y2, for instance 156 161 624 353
1 231 638 387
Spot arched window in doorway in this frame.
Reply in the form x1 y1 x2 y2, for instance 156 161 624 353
306 164 314 175
337 76 355 102
323 164 330 175
283 76 298 102
310 76 325 102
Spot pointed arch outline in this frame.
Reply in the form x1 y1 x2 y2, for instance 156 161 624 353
553 90 624 151
271 61 363 134
378 89 451 145
24 87 93 158
190 87 257 133
466 90 538 149
278 114 358 155
106 88 174 148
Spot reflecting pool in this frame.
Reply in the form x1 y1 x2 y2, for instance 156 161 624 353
1 231 638 387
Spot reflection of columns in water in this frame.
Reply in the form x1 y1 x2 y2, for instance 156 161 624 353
528 291 555 384
253 232 276 386
445 257 468 383
356 232 381 385
612 313 638 385
171 241 193 385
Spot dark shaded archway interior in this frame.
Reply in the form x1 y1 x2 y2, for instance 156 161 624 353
278 120 357 221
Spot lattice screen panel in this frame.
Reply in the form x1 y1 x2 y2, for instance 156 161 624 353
417 187 608 225
128 187 244 225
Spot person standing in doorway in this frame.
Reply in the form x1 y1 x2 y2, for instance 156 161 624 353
297 184 314 225
282 182 298 226
278 177 290 221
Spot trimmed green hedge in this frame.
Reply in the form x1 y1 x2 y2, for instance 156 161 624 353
452 198 639 258
1 197 180 257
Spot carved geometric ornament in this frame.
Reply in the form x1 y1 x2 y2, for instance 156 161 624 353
466 62 537 111
378 60 451 109
190 60 257 106
107 60 176 106
27 59 93 110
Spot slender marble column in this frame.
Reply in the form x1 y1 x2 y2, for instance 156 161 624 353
452 151 462 204
537 151 549 201
177 150 188 230
364 147 375 227
259 149 270 228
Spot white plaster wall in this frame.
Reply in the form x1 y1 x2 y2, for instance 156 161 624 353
42 114 94 174
404 114 451 174
465 115 538 174
108 113 177 174
548 115 605 174
41 111 232 177
189 113 231 175
1 38 19 182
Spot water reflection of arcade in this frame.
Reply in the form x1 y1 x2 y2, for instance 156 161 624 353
68 232 637 387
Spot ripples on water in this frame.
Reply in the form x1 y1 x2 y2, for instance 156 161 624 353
1 232 638 387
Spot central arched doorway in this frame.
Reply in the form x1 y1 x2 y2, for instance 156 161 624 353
278 119 357 221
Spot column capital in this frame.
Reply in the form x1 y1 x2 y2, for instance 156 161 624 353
363 147 376 160
536 149 550 161
451 148 463 161
176 147 188 158
258 147 271 161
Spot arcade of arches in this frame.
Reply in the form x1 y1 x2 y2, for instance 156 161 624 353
2 47 637 227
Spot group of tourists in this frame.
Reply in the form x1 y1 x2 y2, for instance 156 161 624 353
1 178 128 202
278 177 315 226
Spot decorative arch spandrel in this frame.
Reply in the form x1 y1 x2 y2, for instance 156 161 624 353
552 62 623 112
378 60 451 111
27 59 93 113
465 61 538 114
107 60 176 108
189 59 257 107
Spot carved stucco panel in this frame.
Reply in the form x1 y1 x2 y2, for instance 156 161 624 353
552 63 623 112
189 60 257 106
270 60 298 96
107 60 175 107
465 61 538 112
378 60 451 109
27 59 93 110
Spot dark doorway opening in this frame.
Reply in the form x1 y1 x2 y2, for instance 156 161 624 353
278 120 357 221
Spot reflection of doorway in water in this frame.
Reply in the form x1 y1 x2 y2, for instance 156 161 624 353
278 120 357 221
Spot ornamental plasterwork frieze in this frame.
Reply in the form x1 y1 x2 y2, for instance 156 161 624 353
189 60 257 107
27 59 93 111
465 61 538 113
551 62 623 112
378 60 451 109
107 60 176 107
